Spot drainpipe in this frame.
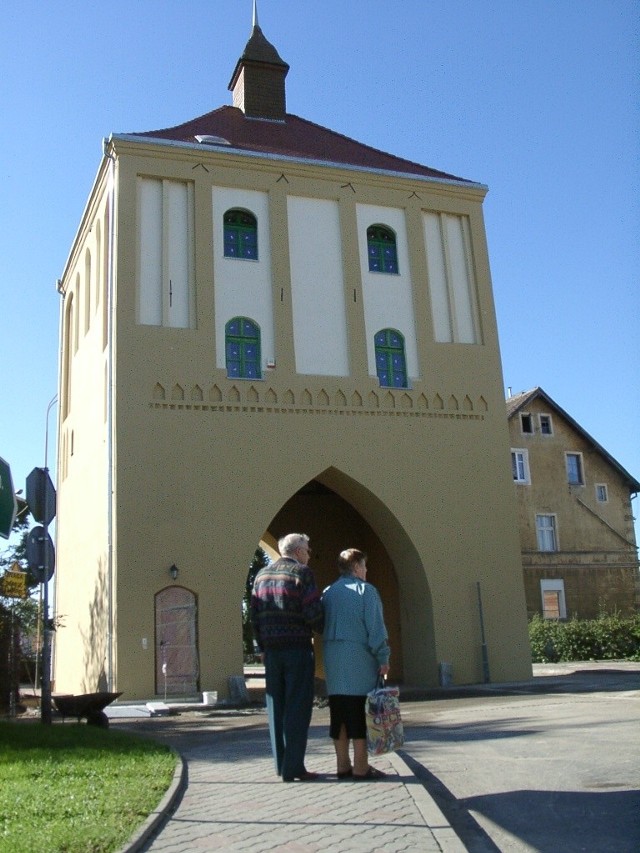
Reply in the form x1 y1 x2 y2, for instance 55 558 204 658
103 138 116 691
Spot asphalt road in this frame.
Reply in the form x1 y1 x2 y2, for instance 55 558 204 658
397 662 640 852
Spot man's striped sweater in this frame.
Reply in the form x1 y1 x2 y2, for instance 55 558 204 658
250 557 324 652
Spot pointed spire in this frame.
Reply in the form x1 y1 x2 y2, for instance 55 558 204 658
228 4 289 120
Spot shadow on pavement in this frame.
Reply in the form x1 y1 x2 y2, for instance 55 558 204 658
398 750 501 853
400 666 640 702
462 788 640 853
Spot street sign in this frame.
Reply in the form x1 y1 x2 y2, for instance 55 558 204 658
0 457 17 539
26 467 56 525
0 570 28 599
26 525 55 583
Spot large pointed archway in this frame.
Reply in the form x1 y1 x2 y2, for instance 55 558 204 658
262 467 436 686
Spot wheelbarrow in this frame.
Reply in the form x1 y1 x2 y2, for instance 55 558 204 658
53 692 123 727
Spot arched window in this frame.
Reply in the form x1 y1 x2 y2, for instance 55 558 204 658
374 329 407 388
62 294 74 420
84 249 92 334
224 209 258 259
225 317 262 379
367 224 398 274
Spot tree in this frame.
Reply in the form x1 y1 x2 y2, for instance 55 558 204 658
242 547 270 659
0 500 39 633
0 502 39 707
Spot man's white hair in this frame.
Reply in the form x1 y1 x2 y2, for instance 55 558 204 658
278 533 309 558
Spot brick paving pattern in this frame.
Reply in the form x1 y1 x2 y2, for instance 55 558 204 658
136 720 460 852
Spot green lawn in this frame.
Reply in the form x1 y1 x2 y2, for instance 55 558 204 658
0 721 176 853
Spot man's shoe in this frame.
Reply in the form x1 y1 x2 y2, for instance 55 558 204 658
283 770 320 782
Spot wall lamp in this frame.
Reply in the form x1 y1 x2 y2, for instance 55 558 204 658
169 564 179 582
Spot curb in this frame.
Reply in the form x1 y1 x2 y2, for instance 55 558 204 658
117 747 187 853
388 751 466 852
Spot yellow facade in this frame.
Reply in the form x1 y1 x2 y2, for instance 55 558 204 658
53 23 532 700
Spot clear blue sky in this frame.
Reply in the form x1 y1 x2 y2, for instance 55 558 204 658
1 1 639 542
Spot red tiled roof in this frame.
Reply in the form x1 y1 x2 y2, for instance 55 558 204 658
130 106 472 184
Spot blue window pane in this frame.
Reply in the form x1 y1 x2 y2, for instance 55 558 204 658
225 316 261 380
224 232 238 257
224 210 258 260
374 332 387 347
367 226 398 274
241 234 257 258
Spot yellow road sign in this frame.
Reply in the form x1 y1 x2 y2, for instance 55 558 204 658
0 570 28 599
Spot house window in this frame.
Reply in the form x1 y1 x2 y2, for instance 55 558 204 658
511 450 531 484
566 452 584 486
520 413 533 434
225 317 262 379
374 329 407 388
539 414 553 435
224 209 258 260
595 484 608 503
536 514 558 552
367 225 398 274
540 579 566 619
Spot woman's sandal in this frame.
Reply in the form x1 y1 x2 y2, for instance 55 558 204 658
337 768 353 779
352 766 387 781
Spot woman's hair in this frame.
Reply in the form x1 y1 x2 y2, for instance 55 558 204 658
337 548 367 575
278 533 309 558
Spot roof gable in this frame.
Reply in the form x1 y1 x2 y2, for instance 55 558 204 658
506 387 640 492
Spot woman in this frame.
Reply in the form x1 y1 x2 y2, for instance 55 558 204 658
322 548 390 780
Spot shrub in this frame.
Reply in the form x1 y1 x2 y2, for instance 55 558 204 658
529 613 640 663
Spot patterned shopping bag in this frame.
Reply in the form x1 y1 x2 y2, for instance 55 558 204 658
365 682 404 756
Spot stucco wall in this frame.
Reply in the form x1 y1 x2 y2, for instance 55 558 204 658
54 139 532 699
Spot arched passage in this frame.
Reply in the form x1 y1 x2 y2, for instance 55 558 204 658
260 467 436 686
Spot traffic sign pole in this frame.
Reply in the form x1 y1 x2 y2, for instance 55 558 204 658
40 395 58 726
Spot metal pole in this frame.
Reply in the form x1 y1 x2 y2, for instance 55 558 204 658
34 584 42 696
9 606 16 718
476 581 491 684
40 395 57 725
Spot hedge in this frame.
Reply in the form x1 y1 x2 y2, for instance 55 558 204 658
529 613 640 663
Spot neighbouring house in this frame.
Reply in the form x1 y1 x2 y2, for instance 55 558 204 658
52 9 532 700
507 387 639 620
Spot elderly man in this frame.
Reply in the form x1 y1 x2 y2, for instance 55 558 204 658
250 533 324 782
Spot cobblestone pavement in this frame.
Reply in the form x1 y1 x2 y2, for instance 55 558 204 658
115 707 463 853
112 663 640 852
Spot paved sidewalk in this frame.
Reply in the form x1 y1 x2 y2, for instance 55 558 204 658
111 663 640 852
115 708 463 853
